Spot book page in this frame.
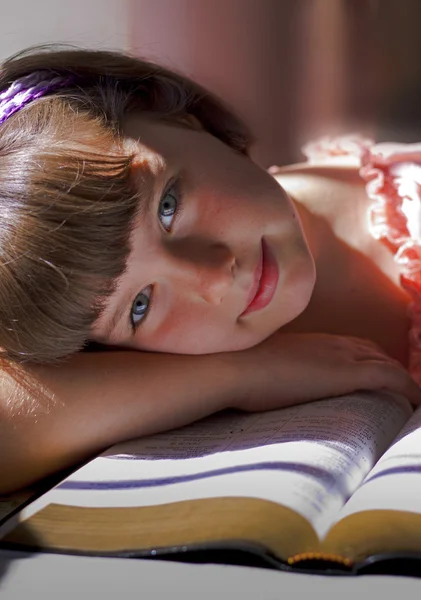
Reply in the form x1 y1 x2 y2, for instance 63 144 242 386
20 391 411 539
332 405 421 521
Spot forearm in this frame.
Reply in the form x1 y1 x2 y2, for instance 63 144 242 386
0 350 241 494
4 329 419 495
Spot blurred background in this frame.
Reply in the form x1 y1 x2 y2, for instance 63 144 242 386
2 0 421 167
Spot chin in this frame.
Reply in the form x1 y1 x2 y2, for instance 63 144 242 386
274 256 316 328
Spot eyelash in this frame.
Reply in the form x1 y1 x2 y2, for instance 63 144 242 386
159 176 185 232
129 176 185 332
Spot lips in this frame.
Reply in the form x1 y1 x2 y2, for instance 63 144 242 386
241 238 279 316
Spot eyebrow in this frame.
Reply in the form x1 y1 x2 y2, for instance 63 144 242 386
102 286 137 342
100 172 159 342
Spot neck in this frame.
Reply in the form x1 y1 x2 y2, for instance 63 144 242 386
273 168 411 365
291 196 324 269
276 171 343 291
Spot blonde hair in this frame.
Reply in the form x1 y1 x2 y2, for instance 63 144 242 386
0 44 253 363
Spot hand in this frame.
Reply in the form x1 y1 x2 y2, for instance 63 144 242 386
228 331 421 411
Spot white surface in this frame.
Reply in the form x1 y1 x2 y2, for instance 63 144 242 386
0 550 420 600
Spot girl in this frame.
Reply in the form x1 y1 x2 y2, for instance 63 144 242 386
0 45 420 494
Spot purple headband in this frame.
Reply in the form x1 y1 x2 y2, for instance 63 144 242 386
0 71 73 125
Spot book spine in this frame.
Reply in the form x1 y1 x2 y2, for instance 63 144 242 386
287 552 354 574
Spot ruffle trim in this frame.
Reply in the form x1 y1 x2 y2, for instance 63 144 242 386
302 136 421 384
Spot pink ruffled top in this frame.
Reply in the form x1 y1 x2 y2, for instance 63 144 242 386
302 135 421 384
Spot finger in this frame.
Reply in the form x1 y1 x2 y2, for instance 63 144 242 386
355 352 400 365
346 336 389 356
399 378 421 406
385 381 421 406
362 361 421 405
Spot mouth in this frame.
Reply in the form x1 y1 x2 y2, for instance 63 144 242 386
241 238 279 316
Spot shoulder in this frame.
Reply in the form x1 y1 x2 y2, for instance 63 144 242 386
268 134 368 196
268 134 374 214
269 161 364 218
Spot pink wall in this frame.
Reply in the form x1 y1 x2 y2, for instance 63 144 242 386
129 0 305 166
129 1 421 166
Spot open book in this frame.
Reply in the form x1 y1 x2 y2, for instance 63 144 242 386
2 390 421 576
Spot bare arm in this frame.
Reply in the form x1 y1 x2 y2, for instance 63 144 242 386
1 330 420 495
0 350 243 494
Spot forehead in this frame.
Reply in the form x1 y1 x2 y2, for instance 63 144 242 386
123 127 169 207
123 116 198 202
124 133 166 173
122 113 197 162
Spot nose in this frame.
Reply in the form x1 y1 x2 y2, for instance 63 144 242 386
165 237 235 305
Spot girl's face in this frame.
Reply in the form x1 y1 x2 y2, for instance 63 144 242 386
91 114 316 354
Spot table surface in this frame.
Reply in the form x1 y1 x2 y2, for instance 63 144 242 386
0 550 420 600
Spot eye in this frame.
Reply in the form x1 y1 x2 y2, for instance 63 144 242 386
158 181 182 232
130 286 152 329
129 178 184 333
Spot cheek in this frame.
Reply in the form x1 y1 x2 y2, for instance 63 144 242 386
139 304 271 355
140 303 262 354
142 303 223 353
